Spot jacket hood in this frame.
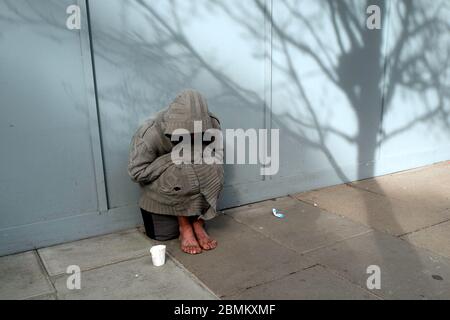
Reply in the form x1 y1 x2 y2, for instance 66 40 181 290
161 89 214 135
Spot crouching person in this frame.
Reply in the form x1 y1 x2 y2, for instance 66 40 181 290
127 89 224 255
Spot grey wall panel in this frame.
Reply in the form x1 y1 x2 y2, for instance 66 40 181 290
0 205 141 256
219 0 450 206
0 0 98 230
88 0 268 209
270 0 386 186
0 0 116 255
377 0 450 175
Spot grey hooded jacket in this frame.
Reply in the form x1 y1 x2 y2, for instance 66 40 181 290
127 90 224 220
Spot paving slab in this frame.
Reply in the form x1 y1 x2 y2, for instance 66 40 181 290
0 251 54 300
229 265 378 300
304 231 450 299
38 229 152 276
226 196 371 254
294 184 450 236
352 161 450 212
166 215 315 298
53 255 217 300
402 218 450 259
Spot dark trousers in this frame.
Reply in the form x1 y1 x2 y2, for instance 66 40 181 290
140 208 180 241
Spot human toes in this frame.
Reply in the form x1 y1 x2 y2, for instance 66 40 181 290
208 239 218 249
200 238 217 250
183 244 202 255
191 245 202 254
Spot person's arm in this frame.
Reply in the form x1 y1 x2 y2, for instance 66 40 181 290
127 128 173 184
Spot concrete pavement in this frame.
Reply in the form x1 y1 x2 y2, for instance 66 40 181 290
167 161 450 299
0 229 217 300
1 161 449 299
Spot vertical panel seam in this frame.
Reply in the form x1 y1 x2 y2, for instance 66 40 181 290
263 0 274 181
83 0 110 211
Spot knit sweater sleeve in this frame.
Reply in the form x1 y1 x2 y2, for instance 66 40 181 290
127 126 173 184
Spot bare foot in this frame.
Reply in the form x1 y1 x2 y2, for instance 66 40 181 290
192 219 218 251
178 217 202 255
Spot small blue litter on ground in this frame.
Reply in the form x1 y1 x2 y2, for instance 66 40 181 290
272 208 285 219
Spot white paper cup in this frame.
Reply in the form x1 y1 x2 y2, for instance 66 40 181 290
150 245 166 267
